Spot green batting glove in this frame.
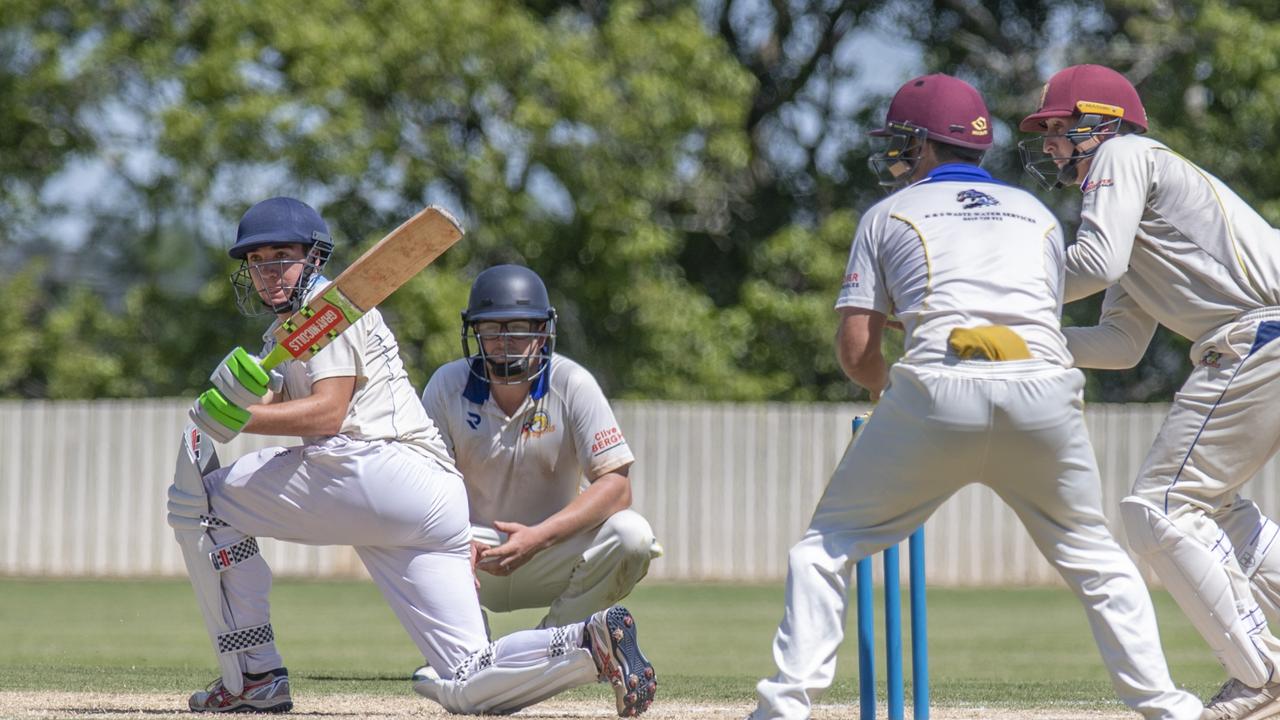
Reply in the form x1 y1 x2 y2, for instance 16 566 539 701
210 346 282 408
189 388 251 444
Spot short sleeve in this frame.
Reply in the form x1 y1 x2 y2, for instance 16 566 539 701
565 367 634 480
835 209 892 315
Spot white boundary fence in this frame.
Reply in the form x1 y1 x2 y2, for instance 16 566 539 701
5 399 1280 585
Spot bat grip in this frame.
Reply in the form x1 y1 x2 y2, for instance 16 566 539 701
259 344 291 371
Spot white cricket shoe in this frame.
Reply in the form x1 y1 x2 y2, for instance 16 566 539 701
189 667 292 713
411 663 441 702
1202 678 1280 720
586 606 657 717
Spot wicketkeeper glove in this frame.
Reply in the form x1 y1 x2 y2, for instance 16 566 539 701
210 346 283 409
189 388 251 444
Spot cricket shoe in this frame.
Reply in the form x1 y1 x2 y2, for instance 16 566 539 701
1202 678 1280 720
189 667 292 713
411 663 440 701
586 606 657 717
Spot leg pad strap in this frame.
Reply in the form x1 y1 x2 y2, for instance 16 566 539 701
217 622 275 655
210 536 260 573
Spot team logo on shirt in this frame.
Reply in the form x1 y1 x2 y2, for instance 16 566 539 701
1200 350 1223 369
522 410 556 437
466 411 481 429
843 271 860 289
956 189 999 209
1081 177 1114 194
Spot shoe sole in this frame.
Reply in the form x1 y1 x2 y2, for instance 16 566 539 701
602 606 657 717
189 700 293 713
1237 704 1280 720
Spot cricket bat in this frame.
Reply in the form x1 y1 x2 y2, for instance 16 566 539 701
259 205 463 370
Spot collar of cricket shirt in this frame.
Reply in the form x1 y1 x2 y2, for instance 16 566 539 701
461 351 553 405
917 163 1005 185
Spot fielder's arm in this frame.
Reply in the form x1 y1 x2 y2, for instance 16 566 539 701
836 306 889 398
1062 284 1157 369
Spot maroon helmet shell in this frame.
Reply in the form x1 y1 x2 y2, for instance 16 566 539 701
1019 64 1148 132
870 74 993 150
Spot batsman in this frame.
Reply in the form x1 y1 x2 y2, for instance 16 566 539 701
166 197 656 716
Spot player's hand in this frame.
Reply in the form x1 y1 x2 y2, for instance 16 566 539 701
189 388 250 444
210 346 283 408
477 521 549 576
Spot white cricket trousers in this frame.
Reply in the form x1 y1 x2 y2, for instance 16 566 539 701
753 360 1203 720
1129 310 1280 670
476 509 658 628
203 436 489 676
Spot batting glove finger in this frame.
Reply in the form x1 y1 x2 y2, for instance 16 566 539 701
189 388 250 444
210 346 279 407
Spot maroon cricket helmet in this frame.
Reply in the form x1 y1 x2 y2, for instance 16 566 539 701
870 74 993 150
1019 64 1148 133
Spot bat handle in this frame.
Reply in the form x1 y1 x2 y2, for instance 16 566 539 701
260 344 291 371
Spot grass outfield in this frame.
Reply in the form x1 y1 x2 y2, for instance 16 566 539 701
2 578 1224 715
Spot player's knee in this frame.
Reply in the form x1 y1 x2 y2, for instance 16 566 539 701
1121 495 1221 557
602 510 656 562
1120 496 1161 556
786 533 832 572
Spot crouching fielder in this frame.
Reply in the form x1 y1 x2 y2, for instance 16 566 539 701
751 75 1202 720
165 196 655 716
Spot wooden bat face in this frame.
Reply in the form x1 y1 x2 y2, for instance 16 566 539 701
259 206 463 370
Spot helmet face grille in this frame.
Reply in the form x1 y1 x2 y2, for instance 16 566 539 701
230 240 331 317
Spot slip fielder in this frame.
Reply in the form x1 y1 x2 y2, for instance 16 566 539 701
166 197 656 716
1020 64 1280 719
750 74 1202 720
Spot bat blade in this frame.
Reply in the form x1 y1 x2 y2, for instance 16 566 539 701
260 206 463 370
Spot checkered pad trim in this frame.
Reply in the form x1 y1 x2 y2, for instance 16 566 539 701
208 536 260 572
216 622 274 655
200 514 229 528
549 627 571 658
452 643 495 682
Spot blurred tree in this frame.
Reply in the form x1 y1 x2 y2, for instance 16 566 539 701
0 3 101 252
121 0 760 398
2 0 1277 403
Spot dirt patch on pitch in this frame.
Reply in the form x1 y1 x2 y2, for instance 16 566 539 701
0 691 1135 719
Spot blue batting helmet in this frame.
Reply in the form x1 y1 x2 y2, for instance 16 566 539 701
229 197 331 259
461 265 557 384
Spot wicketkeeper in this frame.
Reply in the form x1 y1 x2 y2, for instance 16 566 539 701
1020 64 1280 719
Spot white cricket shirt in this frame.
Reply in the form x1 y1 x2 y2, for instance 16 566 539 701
836 163 1073 366
1065 134 1280 348
420 353 635 528
261 277 455 467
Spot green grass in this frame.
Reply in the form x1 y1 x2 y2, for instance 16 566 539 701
0 578 1224 710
